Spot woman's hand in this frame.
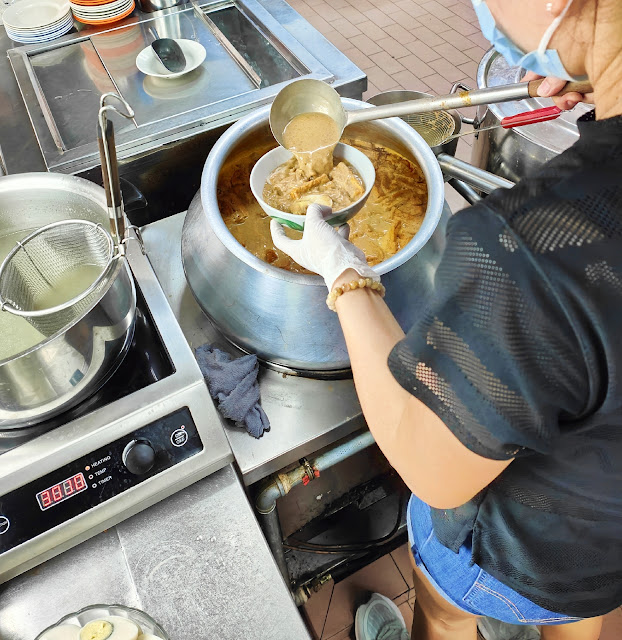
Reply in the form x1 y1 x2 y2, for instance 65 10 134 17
270 203 377 289
523 71 594 111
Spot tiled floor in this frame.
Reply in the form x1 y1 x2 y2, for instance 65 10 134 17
302 543 416 640
285 0 487 212
292 3 622 637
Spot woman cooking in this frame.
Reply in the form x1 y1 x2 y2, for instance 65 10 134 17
270 0 622 639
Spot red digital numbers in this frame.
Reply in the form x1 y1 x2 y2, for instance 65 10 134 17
63 479 74 497
36 473 88 511
39 490 52 509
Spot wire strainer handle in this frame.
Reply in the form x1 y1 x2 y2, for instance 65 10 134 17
450 82 477 125
98 93 134 246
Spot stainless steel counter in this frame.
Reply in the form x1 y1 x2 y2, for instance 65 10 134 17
142 212 366 486
0 465 311 640
0 0 365 175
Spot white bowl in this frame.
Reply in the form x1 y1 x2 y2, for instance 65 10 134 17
249 142 375 230
136 39 206 79
3 0 69 29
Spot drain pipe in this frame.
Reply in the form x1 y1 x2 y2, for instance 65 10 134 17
255 430 377 592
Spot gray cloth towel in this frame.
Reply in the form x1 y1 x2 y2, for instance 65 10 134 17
195 344 270 438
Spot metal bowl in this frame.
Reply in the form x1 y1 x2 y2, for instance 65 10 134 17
35 604 169 640
0 172 136 428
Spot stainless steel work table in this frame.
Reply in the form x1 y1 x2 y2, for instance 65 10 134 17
0 0 365 175
0 465 311 640
0 1 366 634
142 212 367 487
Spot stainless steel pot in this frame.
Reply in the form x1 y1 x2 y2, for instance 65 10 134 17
471 49 591 182
0 173 136 428
182 100 447 374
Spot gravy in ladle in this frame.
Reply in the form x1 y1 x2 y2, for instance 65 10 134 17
283 112 340 177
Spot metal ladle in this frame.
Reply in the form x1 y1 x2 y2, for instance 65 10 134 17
269 77 593 147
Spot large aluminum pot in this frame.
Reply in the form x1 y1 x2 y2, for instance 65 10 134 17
182 100 446 374
471 49 591 182
0 173 136 428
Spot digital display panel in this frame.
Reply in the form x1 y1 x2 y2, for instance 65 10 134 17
36 473 88 511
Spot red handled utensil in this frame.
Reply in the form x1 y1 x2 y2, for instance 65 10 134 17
445 106 563 142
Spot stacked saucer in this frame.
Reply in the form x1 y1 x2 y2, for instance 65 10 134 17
70 0 135 25
3 0 73 44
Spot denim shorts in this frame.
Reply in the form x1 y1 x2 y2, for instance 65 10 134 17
407 494 582 625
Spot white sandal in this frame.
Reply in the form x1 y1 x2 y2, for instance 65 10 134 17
354 593 410 640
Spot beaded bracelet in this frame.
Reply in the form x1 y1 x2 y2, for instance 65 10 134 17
326 277 386 311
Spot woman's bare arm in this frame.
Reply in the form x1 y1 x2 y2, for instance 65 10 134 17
334 269 512 509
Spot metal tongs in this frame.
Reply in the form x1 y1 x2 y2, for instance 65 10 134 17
97 92 137 253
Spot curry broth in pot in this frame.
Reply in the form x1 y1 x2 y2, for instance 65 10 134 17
217 135 428 274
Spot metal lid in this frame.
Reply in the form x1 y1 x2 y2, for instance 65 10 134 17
477 49 591 154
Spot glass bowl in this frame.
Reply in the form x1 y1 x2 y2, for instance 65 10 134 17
35 604 169 640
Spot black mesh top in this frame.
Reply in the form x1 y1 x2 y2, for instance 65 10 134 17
389 111 622 618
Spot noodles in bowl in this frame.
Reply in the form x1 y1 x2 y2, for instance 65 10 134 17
250 143 375 230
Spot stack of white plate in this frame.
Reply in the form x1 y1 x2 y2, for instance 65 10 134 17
69 0 135 26
3 0 73 44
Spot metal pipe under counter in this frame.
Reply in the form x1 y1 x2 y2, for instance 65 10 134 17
0 465 311 640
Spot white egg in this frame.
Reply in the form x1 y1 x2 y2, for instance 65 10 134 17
40 624 81 640
102 617 140 640
80 620 113 640
79 617 140 640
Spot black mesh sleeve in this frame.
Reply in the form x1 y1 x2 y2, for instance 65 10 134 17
388 203 589 460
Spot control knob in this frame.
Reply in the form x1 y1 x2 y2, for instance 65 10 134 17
122 439 156 475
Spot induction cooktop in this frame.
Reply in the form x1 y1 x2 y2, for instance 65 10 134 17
0 232 232 585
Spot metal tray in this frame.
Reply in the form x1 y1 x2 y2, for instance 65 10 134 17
8 0 333 174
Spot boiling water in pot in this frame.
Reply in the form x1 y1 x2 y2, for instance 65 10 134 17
33 263 104 311
0 229 45 361
0 233 104 360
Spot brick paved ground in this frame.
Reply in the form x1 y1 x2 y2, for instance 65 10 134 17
286 0 488 209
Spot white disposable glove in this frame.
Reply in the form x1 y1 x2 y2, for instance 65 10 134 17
270 204 379 290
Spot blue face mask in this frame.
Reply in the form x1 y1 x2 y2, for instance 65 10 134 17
471 0 581 81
